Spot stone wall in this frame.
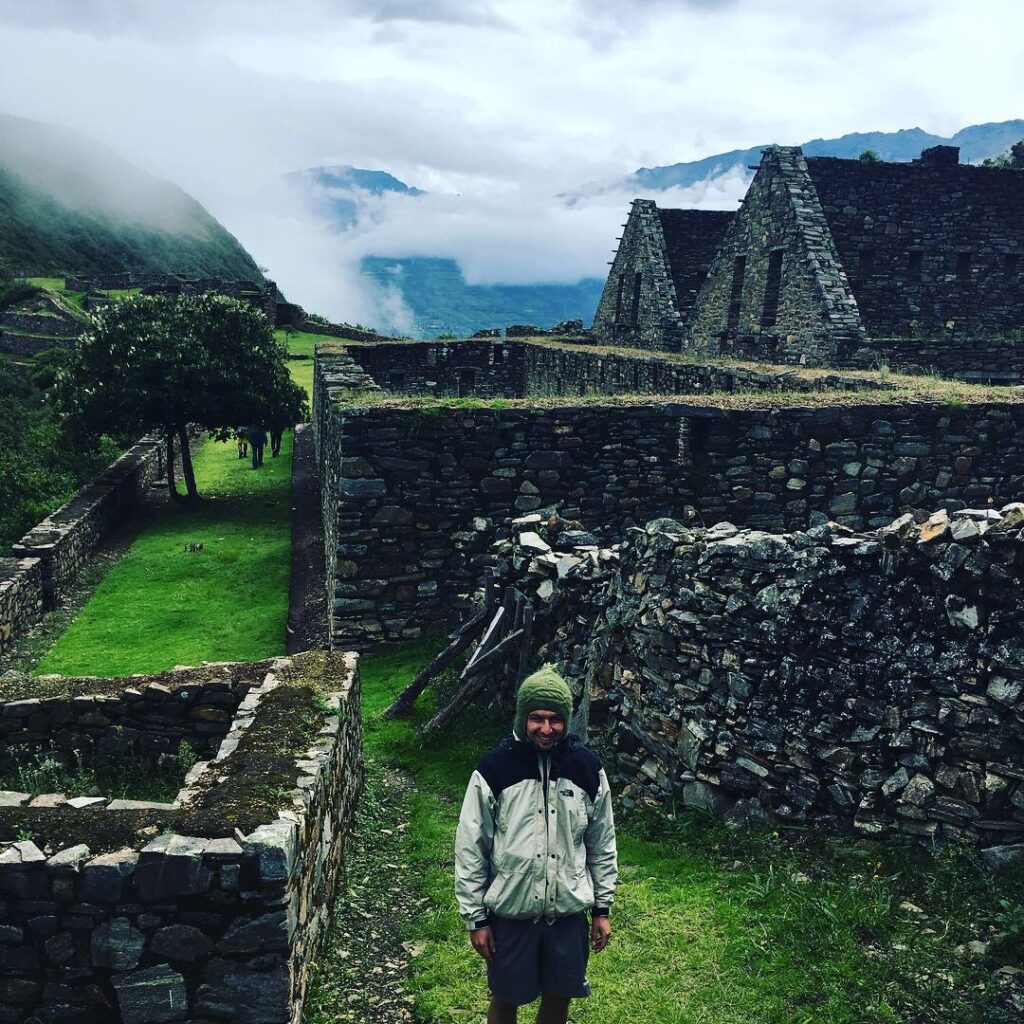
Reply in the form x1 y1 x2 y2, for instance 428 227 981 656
519 344 884 398
810 149 1024 343
316 397 684 649
0 650 362 1024
0 678 244 777
315 339 1024 646
690 146 865 365
346 340 524 397
11 437 164 609
672 402 1024 532
494 509 1024 852
0 558 43 654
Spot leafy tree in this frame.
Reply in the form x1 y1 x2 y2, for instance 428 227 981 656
0 357 122 549
983 140 1024 169
58 293 308 504
858 149 881 163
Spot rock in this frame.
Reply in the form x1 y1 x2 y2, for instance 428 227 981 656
981 843 1024 871
47 844 91 873
518 531 552 554
371 505 414 526
901 773 936 807
723 798 774 828
217 911 290 953
112 964 188 1024
151 924 213 961
91 917 145 970
134 836 211 901
0 791 30 807
682 781 728 815
243 821 297 883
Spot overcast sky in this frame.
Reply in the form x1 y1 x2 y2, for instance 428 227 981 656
1 0 1022 323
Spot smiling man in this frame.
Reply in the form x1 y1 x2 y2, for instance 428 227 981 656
455 665 618 1024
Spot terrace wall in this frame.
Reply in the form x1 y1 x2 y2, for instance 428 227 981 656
10 437 165 609
0 558 43 654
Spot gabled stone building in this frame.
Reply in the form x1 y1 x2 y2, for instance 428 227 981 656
597 145 1024 379
591 200 733 351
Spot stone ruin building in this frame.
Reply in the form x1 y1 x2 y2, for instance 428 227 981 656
593 145 1024 381
310 333 1024 867
4 140 1024 1022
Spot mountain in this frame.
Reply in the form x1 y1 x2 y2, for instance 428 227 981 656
361 256 604 338
626 119 1024 192
282 164 424 228
0 113 262 280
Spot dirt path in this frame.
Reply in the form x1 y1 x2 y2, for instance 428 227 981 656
304 758 423 1023
286 422 328 654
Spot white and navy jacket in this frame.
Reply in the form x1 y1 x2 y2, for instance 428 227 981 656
454 734 618 929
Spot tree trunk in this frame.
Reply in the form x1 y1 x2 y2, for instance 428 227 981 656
166 429 181 502
177 422 200 504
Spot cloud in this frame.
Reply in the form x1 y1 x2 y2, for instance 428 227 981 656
1 0 1023 329
0 0 509 40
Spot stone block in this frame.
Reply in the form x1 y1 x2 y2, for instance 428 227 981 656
112 964 188 1024
80 850 139 903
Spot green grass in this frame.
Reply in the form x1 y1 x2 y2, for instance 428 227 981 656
34 433 294 676
287 357 314 401
274 327 328 359
331 641 1024 1024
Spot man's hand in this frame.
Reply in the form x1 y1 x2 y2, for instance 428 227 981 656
591 916 612 952
470 926 496 960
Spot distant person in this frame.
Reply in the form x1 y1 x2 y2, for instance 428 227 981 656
455 666 617 1024
270 423 284 458
236 430 248 460
247 425 267 469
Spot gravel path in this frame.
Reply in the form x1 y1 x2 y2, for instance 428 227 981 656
304 758 425 1023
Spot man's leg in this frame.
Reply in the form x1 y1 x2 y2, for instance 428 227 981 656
536 995 570 1024
488 996 517 1024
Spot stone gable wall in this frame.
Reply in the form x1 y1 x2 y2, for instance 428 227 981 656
690 146 864 365
591 199 686 352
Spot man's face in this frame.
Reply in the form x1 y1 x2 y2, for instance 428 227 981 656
526 709 565 751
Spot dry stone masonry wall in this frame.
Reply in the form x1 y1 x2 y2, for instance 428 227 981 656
0 651 362 1024
314 339 1024 648
0 558 42 655
492 508 1024 857
10 437 165 611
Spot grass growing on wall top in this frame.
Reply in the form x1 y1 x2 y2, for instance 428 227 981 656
306 640 1024 1024
34 433 294 677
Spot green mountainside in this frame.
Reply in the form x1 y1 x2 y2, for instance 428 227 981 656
360 256 604 337
0 113 262 281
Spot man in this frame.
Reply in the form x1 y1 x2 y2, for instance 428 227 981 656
455 665 618 1024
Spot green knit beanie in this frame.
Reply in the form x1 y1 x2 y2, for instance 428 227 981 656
515 664 572 739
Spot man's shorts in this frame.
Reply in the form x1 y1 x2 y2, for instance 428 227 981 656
487 913 591 1006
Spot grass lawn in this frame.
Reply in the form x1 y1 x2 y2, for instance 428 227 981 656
275 328 326 359
311 641 1024 1024
287 357 314 402
35 432 294 677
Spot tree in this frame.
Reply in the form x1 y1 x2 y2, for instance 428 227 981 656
58 293 308 503
858 149 881 163
983 140 1024 169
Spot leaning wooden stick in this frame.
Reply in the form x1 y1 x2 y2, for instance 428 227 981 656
381 603 491 718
